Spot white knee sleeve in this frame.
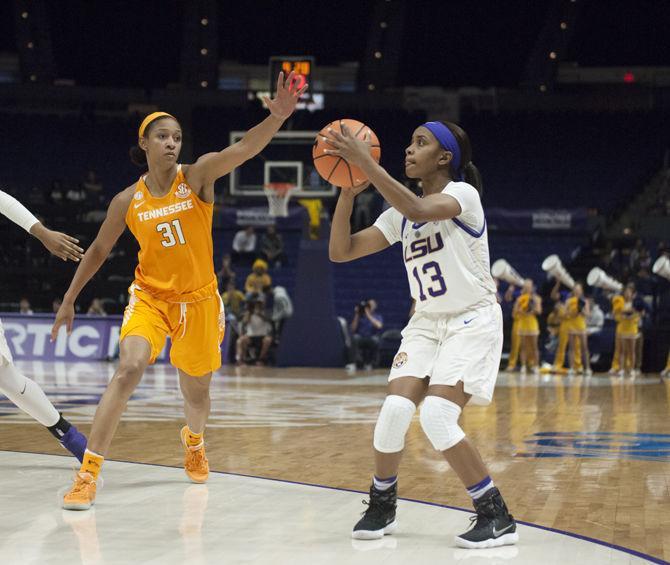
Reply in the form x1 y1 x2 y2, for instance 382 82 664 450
373 394 416 453
0 363 59 426
419 396 465 451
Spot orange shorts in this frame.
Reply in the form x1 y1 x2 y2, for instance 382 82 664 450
120 284 225 376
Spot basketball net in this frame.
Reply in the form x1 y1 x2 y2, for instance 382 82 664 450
263 183 296 217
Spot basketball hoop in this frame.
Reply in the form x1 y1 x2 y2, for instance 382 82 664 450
263 183 296 217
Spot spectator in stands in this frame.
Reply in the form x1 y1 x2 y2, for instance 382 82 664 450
52 298 62 313
222 279 246 364
236 300 274 366
222 280 245 320
260 225 286 267
19 298 33 315
49 180 65 204
82 169 103 196
232 225 257 264
245 259 272 297
87 298 107 316
217 253 236 289
65 183 88 204
263 285 293 337
352 189 375 231
350 299 384 370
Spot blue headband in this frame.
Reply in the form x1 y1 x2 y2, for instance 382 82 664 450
422 121 462 180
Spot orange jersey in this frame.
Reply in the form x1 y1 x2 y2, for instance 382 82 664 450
125 165 217 302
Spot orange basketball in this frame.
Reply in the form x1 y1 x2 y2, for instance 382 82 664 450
312 118 381 188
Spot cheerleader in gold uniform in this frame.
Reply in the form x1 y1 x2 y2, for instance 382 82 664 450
504 284 521 371
513 279 542 374
608 294 624 374
551 281 581 373
565 283 592 375
616 284 640 376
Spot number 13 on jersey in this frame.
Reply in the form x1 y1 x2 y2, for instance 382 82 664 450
156 219 186 247
412 261 447 301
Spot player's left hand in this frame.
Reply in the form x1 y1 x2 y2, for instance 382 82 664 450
323 123 374 168
263 71 309 120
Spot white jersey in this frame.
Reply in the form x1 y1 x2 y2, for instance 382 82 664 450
373 181 496 315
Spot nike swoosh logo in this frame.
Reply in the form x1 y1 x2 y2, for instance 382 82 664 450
464 317 477 325
492 523 514 538
134 201 145 209
20 382 27 395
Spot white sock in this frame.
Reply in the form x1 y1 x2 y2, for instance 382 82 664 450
0 363 59 426
373 475 397 491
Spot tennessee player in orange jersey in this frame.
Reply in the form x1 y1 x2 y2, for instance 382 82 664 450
51 72 307 511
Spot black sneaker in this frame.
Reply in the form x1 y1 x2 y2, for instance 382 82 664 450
454 487 519 549
351 483 398 540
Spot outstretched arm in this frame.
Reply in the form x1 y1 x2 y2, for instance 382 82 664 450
186 72 308 188
51 189 132 338
0 190 84 261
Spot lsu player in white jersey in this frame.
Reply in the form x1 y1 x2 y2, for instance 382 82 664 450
327 120 517 549
0 190 87 460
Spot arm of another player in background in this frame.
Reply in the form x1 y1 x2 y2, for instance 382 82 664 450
186 72 308 189
51 188 132 339
0 190 84 261
324 126 462 223
329 187 390 262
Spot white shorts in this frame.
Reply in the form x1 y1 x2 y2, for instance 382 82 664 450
388 303 503 406
0 318 13 366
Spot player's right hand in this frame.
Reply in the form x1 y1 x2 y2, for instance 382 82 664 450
51 302 75 341
33 223 84 262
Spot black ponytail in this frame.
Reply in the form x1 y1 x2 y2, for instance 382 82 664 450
440 121 483 196
462 162 483 197
129 145 147 167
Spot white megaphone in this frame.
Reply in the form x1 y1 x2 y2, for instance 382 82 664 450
587 267 623 293
652 255 670 281
491 259 524 286
542 254 575 289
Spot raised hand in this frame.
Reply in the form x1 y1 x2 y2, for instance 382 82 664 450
263 71 309 120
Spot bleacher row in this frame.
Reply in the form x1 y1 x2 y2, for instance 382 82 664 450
1 108 666 212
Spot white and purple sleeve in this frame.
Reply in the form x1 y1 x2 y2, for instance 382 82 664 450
0 190 40 233
372 207 401 245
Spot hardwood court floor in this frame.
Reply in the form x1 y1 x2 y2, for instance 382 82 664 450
1 362 669 562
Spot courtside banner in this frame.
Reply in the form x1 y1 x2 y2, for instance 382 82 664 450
218 205 306 228
486 208 588 232
0 313 169 362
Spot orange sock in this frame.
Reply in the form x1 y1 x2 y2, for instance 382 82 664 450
185 428 203 447
80 449 104 479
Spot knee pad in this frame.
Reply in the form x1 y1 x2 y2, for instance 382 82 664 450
373 394 416 453
419 396 465 451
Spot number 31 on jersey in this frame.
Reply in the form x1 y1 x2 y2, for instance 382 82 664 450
156 219 186 247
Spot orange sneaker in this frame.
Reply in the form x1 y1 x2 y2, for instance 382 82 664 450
63 472 97 510
180 426 209 484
